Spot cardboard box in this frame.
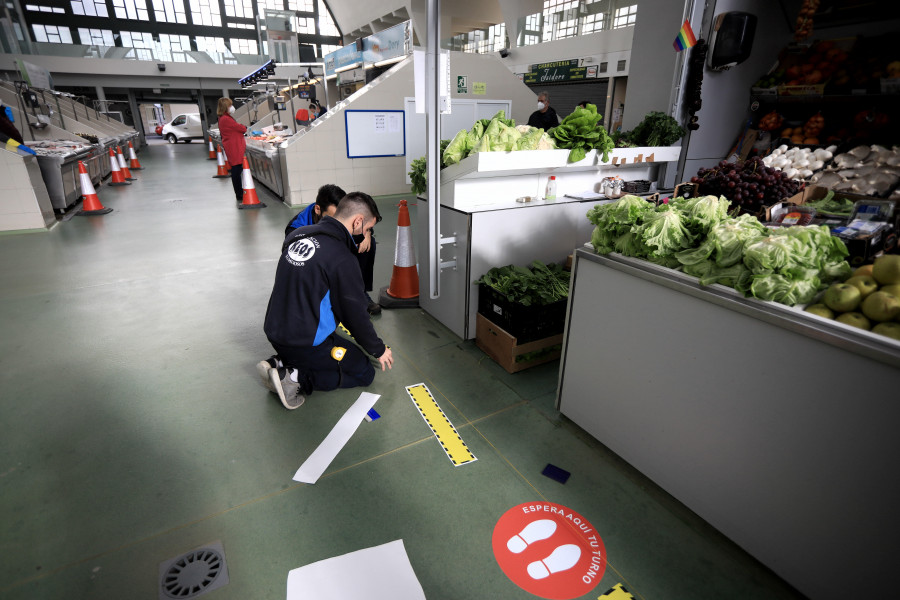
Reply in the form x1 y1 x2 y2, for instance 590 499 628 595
475 313 564 374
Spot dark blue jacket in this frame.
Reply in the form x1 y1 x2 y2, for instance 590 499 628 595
285 203 316 236
264 216 386 357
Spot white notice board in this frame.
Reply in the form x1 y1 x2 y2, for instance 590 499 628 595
344 110 406 158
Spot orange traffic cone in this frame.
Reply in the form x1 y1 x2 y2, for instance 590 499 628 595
108 147 130 186
378 199 419 308
127 141 143 170
207 137 216 160
76 161 112 215
238 157 266 210
213 144 229 178
117 146 136 180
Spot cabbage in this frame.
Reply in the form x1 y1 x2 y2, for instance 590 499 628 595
683 260 751 288
707 214 768 267
442 129 469 166
749 267 821 306
587 195 655 255
516 127 544 150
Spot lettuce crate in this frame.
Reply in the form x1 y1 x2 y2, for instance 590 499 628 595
477 283 567 344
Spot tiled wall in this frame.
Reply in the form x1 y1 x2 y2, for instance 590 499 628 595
0 152 56 232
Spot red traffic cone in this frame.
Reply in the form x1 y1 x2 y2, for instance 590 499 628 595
127 141 143 170
238 157 266 209
207 137 217 160
108 147 130 186
378 199 419 308
213 144 229 178
76 161 112 215
117 146 136 180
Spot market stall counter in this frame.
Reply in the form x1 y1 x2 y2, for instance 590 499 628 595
556 247 900 600
419 147 679 339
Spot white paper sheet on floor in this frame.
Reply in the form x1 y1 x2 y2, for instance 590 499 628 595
286 539 426 600
292 391 380 484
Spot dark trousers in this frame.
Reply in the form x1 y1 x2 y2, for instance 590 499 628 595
271 333 375 392
230 164 243 201
352 234 376 292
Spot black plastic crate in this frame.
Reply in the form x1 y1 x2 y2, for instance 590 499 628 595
477 284 567 344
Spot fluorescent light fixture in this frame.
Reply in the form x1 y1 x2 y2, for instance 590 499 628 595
373 55 405 68
334 62 361 73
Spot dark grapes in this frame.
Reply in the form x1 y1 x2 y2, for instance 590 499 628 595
692 157 801 215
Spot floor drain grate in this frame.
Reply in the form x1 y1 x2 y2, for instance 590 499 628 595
159 541 229 599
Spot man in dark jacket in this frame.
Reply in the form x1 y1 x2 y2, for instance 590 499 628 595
261 192 393 409
527 91 559 131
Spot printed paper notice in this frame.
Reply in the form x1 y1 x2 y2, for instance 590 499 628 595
473 82 487 95
388 113 401 133
374 114 386 133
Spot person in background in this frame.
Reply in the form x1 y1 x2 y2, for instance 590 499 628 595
217 97 248 203
285 184 381 315
295 105 310 127
308 102 318 121
260 192 393 409
527 91 559 131
577 100 591 109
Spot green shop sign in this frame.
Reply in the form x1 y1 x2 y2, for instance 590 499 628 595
524 59 588 85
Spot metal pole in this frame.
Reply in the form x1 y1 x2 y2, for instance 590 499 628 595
426 0 441 298
287 77 296 125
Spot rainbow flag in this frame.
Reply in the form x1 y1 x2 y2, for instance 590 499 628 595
673 20 697 52
1 132 36 156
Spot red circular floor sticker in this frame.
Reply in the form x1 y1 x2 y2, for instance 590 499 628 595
492 502 606 599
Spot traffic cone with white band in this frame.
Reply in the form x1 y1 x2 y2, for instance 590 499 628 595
127 141 143 169
238 157 266 209
108 147 130 186
378 199 419 308
75 161 112 215
207 136 216 160
117 146 136 180
213 144 229 178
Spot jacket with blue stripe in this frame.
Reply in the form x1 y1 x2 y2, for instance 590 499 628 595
264 216 386 358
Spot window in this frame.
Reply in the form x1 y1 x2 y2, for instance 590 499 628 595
78 28 115 46
32 24 73 43
189 0 220 26
172 115 186 125
222 0 253 19
152 0 187 23
581 0 605 35
196 36 228 54
70 0 109 17
542 0 579 40
317 0 339 36
319 43 339 57
111 0 150 20
613 4 636 28
230 37 258 55
26 5 65 13
287 0 313 11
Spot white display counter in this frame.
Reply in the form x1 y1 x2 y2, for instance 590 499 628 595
556 247 900 600
418 147 679 339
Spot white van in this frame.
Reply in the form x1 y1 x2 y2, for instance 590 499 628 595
161 113 203 143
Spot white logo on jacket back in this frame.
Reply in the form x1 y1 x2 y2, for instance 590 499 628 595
286 237 319 266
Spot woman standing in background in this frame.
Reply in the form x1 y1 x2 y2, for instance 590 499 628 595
217 97 248 203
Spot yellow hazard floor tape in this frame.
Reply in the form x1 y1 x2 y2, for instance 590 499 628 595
406 383 477 467
598 583 634 600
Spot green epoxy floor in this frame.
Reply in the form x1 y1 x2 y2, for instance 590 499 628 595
0 140 803 599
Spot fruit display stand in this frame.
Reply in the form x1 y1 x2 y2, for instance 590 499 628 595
418 146 680 339
556 247 900 600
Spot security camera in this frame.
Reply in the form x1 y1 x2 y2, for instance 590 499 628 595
157 63 166 71
499 48 510 58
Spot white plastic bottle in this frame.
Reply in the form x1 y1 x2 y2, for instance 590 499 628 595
545 175 557 201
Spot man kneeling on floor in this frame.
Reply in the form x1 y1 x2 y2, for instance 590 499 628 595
259 192 393 409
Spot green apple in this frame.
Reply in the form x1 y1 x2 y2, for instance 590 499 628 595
880 284 900 298
804 303 834 319
823 283 862 313
845 275 879 299
853 264 874 277
872 322 900 341
861 291 900 322
835 312 871 330
872 255 900 285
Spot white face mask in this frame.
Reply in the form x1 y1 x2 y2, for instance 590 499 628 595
537 102 546 111
228 105 235 114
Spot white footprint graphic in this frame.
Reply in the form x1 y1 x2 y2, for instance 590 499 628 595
526 544 582 580
507 519 558 554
